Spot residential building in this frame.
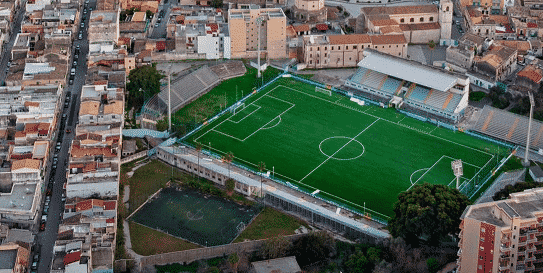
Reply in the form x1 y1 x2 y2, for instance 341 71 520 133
228 5 287 59
88 10 119 44
469 43 517 87
0 242 30 273
291 0 327 23
302 34 407 69
457 187 543 273
446 33 485 70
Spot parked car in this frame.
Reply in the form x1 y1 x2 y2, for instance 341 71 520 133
79 33 83 40
69 78 73 85
70 68 76 76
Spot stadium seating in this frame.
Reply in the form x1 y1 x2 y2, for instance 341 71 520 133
209 61 247 80
380 77 403 95
407 86 431 102
424 90 449 110
350 68 368 83
363 70 386 89
445 94 462 112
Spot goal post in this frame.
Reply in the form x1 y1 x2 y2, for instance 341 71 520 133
316 86 332 96
230 102 245 114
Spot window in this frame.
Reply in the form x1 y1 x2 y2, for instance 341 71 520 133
361 45 364 49
481 227 485 233
353 45 357 49
346 46 349 50
481 237 485 242
420 17 424 22
324 53 327 57
430 17 434 21
309 60 312 64
410 18 414 22
446 6 449 11
310 54 312 58
318 47 320 50
480 246 484 251
332 46 334 50
325 47 327 50
400 18 405 23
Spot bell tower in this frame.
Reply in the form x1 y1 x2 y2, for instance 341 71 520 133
439 0 453 40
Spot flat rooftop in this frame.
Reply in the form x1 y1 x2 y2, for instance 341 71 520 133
0 249 16 269
0 183 38 212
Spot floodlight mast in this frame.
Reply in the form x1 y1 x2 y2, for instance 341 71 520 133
524 91 535 167
452 159 463 190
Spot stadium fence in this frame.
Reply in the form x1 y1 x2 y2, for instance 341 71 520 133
464 130 516 149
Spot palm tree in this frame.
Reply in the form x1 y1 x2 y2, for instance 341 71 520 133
222 152 234 178
195 143 202 182
258 161 266 203
428 40 436 66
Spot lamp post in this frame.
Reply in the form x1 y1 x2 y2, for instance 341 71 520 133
524 91 535 167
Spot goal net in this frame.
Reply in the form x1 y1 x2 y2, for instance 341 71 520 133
316 86 332 96
230 103 245 114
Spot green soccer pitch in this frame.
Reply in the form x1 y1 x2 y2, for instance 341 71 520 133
184 77 507 219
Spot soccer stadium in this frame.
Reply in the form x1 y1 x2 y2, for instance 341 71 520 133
181 66 509 220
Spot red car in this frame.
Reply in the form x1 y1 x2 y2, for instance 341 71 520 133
39 222 45 231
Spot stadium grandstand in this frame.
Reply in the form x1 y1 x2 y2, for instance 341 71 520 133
139 61 246 122
469 105 543 152
345 49 470 123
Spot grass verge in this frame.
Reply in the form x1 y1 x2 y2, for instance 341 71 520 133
129 222 201 256
233 207 307 243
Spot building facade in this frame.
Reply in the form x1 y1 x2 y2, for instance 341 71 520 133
458 188 543 273
228 5 286 59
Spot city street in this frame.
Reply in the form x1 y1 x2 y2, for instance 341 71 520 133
36 0 95 271
0 1 27 84
150 0 173 39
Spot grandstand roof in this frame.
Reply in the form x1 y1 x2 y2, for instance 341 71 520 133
358 49 461 92
470 105 543 151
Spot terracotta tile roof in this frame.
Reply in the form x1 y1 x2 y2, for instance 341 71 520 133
286 25 297 37
156 41 166 51
176 15 185 24
328 34 371 45
76 199 104 211
371 19 398 27
293 24 310 32
316 24 328 31
70 145 116 158
362 5 437 16
63 251 81 266
399 22 441 31
79 101 100 116
103 101 123 115
94 80 108 86
518 65 543 83
106 218 115 223
528 22 538 28
11 159 40 170
488 15 509 25
24 101 39 107
370 34 407 45
104 200 116 210
14 131 25 138
495 40 531 53
380 25 403 34
24 123 39 134
207 23 218 32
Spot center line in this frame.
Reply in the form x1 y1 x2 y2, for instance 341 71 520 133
299 118 380 182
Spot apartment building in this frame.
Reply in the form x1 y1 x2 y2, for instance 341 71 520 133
228 5 287 59
302 34 407 69
458 188 543 273
88 10 119 44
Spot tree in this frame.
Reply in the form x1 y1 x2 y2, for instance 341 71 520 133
388 183 471 245
225 178 235 193
210 0 222 8
222 152 234 178
344 250 370 273
258 161 266 202
293 231 335 266
228 252 240 273
126 65 164 113
145 10 154 19
427 40 436 65
196 143 203 182
260 235 292 260
426 258 440 273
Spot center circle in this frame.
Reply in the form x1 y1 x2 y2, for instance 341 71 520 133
319 136 365 161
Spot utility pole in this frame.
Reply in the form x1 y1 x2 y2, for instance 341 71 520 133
168 73 172 132
524 91 535 166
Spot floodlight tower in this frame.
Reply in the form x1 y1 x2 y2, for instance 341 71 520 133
452 159 463 190
256 16 264 78
524 91 535 166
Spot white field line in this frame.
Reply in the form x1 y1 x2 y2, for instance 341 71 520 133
194 85 284 143
299 118 380 183
442 155 483 169
279 84 494 157
407 155 445 191
228 105 261 124
210 129 244 142
241 103 295 142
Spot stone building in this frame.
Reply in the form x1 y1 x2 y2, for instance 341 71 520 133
359 0 453 44
291 0 326 23
88 10 119 45
302 34 407 68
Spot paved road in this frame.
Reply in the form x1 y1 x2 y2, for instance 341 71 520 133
0 2 26 84
36 0 95 272
150 1 172 39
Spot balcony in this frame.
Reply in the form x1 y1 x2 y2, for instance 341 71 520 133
499 263 510 271
501 244 512 252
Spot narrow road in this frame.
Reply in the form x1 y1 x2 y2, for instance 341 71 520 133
0 1 27 84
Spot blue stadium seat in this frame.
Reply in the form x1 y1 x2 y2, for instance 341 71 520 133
380 77 402 95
